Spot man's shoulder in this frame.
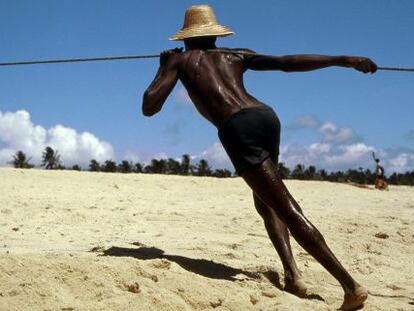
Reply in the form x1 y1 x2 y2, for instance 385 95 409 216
217 47 256 55
232 48 256 54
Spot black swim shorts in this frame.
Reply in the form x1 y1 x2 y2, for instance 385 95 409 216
218 105 281 175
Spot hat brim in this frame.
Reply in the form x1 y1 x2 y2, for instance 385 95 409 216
169 25 234 41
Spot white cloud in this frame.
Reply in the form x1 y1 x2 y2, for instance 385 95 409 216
388 153 414 173
281 142 377 170
280 143 334 169
288 115 358 144
0 110 47 151
0 110 114 168
288 115 319 129
280 116 394 170
153 152 168 160
122 150 176 166
123 151 141 163
125 138 414 175
195 123 414 173
280 141 414 173
0 148 15 166
199 142 232 169
324 143 375 167
195 140 412 174
318 121 356 143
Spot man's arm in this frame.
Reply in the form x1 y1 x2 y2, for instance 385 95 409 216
245 54 377 73
142 49 180 116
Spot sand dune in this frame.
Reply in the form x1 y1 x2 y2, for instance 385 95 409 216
0 168 413 311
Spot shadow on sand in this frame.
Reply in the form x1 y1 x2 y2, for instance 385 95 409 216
102 245 261 281
101 244 324 302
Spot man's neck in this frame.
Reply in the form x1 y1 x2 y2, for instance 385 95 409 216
186 44 216 51
184 37 217 50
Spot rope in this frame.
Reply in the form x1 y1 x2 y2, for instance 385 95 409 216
0 52 413 72
377 66 414 72
0 54 160 67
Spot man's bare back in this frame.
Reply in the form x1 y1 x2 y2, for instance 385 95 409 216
143 37 376 128
143 44 264 127
177 48 264 126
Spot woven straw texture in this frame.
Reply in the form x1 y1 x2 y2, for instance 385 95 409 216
170 5 234 41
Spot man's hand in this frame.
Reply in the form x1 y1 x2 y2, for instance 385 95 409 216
348 57 377 74
160 48 183 66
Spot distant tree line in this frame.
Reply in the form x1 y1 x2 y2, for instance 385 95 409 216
8 147 414 185
277 163 414 186
9 147 232 178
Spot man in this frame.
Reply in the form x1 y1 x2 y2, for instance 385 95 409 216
373 153 388 190
143 5 377 310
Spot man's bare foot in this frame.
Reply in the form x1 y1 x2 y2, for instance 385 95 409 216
284 278 307 297
339 286 368 311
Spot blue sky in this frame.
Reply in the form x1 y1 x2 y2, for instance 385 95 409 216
1 1 413 173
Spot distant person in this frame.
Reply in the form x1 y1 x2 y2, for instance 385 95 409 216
143 5 377 310
373 152 388 190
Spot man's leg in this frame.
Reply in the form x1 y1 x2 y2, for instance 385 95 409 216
253 193 307 296
242 158 367 310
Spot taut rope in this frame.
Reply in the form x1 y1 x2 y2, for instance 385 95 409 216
0 51 413 72
0 54 160 67
376 67 414 72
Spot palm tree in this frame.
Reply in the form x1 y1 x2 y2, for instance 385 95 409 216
145 159 167 174
118 160 133 173
291 164 305 180
41 146 61 169
364 169 375 184
304 165 316 180
71 164 81 171
212 169 232 178
318 169 328 180
346 168 365 184
180 154 191 175
102 160 117 172
158 159 167 174
328 170 345 182
196 159 212 176
167 158 181 174
10 150 33 168
89 159 101 172
134 162 143 173
277 162 290 179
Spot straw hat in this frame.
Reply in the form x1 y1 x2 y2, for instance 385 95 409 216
170 5 234 41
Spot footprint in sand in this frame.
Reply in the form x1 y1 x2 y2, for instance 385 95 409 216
151 259 171 270
224 252 238 259
386 284 404 291
227 243 241 250
374 232 389 239
1 209 13 215
210 298 223 308
89 246 106 252
124 282 141 293
261 290 278 298
249 295 259 305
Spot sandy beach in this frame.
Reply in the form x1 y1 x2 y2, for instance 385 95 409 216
0 168 413 311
